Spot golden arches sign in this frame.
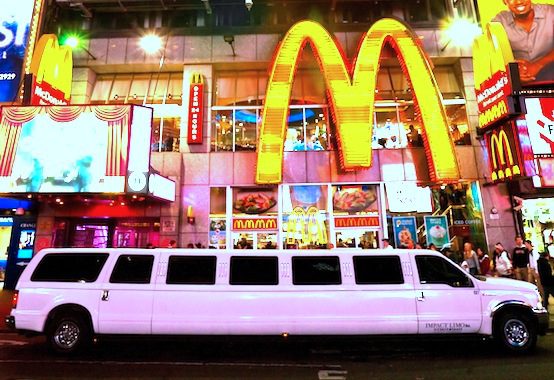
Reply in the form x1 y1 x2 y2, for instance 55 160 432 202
256 18 459 184
489 129 520 181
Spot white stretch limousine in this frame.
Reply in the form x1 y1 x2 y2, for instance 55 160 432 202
5 248 549 354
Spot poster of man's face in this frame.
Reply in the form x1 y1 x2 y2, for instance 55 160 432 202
477 0 554 85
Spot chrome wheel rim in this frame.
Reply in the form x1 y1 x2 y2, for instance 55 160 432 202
504 318 529 347
53 321 80 349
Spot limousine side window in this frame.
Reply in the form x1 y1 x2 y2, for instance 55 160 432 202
415 255 473 288
230 256 278 285
292 256 341 285
353 256 404 284
31 253 109 282
109 255 154 284
167 256 217 285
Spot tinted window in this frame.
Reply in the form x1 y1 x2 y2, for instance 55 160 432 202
229 256 278 285
353 256 404 284
110 255 154 284
31 253 108 282
167 256 217 285
415 255 473 287
292 256 341 285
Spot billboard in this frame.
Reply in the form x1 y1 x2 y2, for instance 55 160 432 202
0 105 152 194
392 216 417 249
29 34 73 105
524 97 554 155
475 0 554 86
0 0 38 103
256 18 459 184
424 215 450 249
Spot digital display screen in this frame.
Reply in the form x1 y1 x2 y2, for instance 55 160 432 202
17 228 35 259
0 0 37 102
0 105 152 194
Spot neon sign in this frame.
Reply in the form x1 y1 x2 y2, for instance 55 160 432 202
29 34 73 105
256 18 459 184
187 72 204 144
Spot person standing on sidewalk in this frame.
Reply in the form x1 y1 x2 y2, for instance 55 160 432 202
512 235 530 281
525 239 542 291
537 251 554 308
493 242 513 277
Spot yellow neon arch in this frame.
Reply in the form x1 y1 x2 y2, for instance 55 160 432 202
256 18 459 184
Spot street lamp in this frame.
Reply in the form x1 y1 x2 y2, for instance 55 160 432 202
62 33 96 60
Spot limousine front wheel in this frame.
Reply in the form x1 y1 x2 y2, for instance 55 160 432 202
496 312 537 353
47 315 90 354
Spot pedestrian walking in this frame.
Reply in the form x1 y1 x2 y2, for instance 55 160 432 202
537 251 554 308
477 247 491 276
463 242 480 275
512 235 530 281
493 242 513 278
525 239 542 292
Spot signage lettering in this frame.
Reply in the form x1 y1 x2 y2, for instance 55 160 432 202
232 218 278 231
256 18 459 184
187 73 204 144
334 217 380 228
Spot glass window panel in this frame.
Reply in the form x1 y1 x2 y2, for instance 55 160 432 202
210 187 227 215
434 67 462 98
151 73 171 103
353 256 404 284
258 75 267 105
110 255 154 284
167 256 217 285
166 74 183 104
284 109 305 151
292 256 341 285
211 110 233 151
373 105 407 149
109 75 132 102
215 74 236 106
400 104 424 147
257 233 277 249
234 108 257 151
129 74 151 101
31 253 108 282
230 256 278 285
302 69 326 104
290 71 304 104
232 187 278 216
209 218 227 249
446 104 470 145
305 107 328 150
236 71 259 104
91 76 114 103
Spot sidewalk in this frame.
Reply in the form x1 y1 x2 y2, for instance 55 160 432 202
2 288 554 333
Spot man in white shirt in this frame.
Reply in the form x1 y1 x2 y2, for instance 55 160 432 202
494 242 513 277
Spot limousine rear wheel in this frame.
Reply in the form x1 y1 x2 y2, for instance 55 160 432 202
496 312 537 353
47 314 90 354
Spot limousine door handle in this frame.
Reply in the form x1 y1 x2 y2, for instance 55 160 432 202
416 292 425 302
101 290 110 301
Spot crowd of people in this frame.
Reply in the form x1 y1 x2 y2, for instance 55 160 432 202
450 236 554 308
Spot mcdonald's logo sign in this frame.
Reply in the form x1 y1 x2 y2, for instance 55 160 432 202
472 23 518 129
255 19 459 184
232 218 278 231
29 34 73 105
334 216 380 228
486 125 521 182
187 72 204 144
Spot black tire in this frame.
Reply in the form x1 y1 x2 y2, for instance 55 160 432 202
47 314 91 354
495 312 537 353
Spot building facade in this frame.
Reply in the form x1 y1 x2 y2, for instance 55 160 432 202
2 0 538 287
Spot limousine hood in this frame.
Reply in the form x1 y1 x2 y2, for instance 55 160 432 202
477 276 538 292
